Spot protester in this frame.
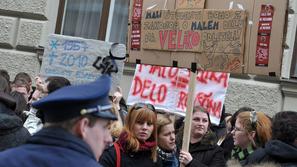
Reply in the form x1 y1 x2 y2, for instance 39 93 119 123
216 112 233 160
176 106 226 166
100 103 158 167
24 76 71 135
108 96 124 141
230 107 255 130
0 75 10 94
0 76 30 151
211 105 227 140
10 91 28 123
0 75 117 167
229 111 272 166
246 111 297 166
110 86 128 124
220 107 255 160
224 113 232 134
108 86 126 140
156 113 179 167
10 78 30 102
0 69 10 87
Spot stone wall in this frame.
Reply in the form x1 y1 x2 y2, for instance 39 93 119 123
224 78 282 116
0 0 58 80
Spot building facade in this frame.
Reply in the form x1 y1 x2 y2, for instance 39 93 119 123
0 0 295 115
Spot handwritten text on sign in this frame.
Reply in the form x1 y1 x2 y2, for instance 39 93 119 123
40 34 125 93
142 9 246 54
127 64 230 125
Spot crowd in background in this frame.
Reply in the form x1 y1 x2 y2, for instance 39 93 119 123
0 69 296 167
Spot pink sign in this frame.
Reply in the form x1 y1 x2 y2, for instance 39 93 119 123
127 64 230 125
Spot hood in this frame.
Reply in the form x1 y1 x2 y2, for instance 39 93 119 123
0 113 23 135
0 113 30 151
0 92 16 110
265 140 297 160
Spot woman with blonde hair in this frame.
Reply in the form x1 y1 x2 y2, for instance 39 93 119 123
156 113 179 167
99 103 157 167
230 111 272 166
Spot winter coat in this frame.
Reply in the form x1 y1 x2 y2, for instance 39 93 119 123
0 127 102 167
0 94 30 151
176 131 226 167
186 141 226 167
99 144 157 167
246 140 297 167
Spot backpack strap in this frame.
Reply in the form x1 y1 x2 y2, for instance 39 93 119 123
114 142 121 167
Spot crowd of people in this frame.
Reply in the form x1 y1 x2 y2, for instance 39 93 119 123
0 69 296 167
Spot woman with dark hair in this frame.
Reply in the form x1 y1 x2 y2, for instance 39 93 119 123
99 103 158 167
0 76 30 151
0 75 10 94
176 106 225 167
156 114 179 167
10 91 28 123
246 111 297 166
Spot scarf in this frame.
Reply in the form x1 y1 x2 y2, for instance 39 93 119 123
231 144 254 161
157 147 179 167
117 131 156 152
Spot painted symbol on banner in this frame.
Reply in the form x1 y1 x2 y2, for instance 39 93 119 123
50 40 59 50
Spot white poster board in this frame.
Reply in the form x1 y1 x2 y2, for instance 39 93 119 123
127 64 230 125
40 34 126 93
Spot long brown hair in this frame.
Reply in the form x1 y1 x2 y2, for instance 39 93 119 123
123 105 157 161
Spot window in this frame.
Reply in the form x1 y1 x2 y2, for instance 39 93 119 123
55 0 129 44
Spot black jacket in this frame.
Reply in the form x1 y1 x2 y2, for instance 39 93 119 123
186 141 226 167
100 144 157 167
176 131 226 167
0 95 30 151
246 140 297 167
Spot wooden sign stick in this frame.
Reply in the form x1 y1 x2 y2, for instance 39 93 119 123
180 65 197 167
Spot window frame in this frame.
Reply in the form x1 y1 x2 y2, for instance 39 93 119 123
55 0 111 41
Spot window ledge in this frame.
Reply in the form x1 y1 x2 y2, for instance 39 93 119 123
280 78 297 95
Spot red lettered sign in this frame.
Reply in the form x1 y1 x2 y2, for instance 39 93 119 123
130 0 143 50
127 64 230 125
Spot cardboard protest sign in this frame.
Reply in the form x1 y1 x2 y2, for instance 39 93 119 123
142 10 177 50
202 10 246 54
176 0 206 9
40 34 126 93
127 64 229 125
176 9 203 52
196 53 243 73
141 9 246 54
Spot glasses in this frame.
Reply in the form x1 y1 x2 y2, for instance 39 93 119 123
232 126 245 133
131 103 156 112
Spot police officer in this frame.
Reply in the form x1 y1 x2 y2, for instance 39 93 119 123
0 75 117 167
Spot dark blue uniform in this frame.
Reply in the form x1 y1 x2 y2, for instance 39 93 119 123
0 127 103 167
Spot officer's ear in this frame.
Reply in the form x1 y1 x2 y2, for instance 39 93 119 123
74 117 90 139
